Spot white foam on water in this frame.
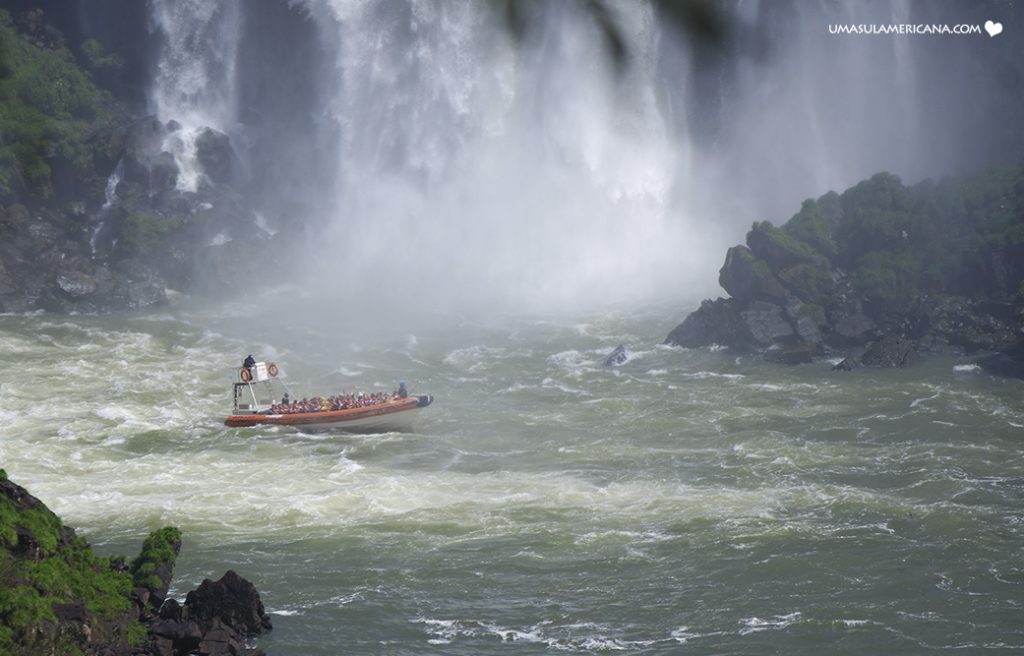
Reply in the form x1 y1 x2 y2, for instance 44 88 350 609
547 349 593 370
540 378 591 397
684 371 745 381
738 612 803 635
442 345 509 371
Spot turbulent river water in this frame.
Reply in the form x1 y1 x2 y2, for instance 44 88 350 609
2 296 1023 654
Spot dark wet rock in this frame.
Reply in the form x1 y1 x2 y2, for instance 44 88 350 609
195 127 242 186
665 297 746 349
830 310 878 347
718 245 788 302
766 341 819 365
604 344 628 366
924 297 1019 352
775 262 836 302
784 298 825 346
56 270 98 298
839 331 921 368
740 301 795 346
143 571 271 656
148 618 201 642
183 570 273 638
976 347 1024 380
122 116 177 187
831 355 859 371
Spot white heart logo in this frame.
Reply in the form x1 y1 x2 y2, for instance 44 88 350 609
985 20 1003 37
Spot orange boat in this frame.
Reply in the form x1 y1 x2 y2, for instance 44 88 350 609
224 360 433 430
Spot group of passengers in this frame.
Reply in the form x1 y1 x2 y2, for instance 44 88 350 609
270 389 401 415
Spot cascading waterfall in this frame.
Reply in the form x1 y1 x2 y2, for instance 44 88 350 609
148 0 243 192
300 1 693 311
143 0 1012 311
91 157 125 256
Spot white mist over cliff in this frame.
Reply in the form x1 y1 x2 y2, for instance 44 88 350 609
144 0 1019 313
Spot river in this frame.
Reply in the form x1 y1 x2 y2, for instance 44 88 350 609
1 296 1022 654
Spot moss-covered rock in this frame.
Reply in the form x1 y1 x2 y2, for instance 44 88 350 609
130 526 181 612
746 220 818 272
0 474 142 655
0 472 270 655
0 9 116 204
718 245 788 302
668 163 1024 364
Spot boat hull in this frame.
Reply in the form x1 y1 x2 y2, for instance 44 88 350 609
224 395 432 431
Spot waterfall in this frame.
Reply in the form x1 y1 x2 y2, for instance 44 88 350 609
148 0 243 192
142 0 1019 311
101 157 123 211
92 157 125 257
298 0 691 311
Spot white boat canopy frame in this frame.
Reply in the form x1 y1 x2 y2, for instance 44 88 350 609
233 361 291 414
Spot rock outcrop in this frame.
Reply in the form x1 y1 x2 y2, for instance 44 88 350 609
0 8 292 314
604 345 628 366
0 469 271 655
666 170 1024 374
148 570 271 656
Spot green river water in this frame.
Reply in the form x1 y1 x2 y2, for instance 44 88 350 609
1 297 1022 654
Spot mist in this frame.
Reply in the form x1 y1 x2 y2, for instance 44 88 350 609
145 0 1023 317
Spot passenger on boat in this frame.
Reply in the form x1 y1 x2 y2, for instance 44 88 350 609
397 381 408 399
242 354 256 377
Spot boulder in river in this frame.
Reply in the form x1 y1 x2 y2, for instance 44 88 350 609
604 344 628 366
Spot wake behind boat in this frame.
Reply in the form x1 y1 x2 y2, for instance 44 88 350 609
224 359 433 430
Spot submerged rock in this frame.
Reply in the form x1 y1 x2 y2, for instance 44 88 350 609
976 350 1024 380
861 334 918 367
604 344 628 366
833 334 918 370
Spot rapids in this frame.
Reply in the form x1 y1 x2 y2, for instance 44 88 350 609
2 299 1022 654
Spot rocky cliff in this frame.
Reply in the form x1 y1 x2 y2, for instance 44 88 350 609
0 469 271 655
666 168 1024 373
0 7 290 313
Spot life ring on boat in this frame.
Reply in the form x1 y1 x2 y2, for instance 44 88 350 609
240 368 252 382
268 363 279 378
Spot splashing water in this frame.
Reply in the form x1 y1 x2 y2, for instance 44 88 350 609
143 0 1020 310
149 0 243 191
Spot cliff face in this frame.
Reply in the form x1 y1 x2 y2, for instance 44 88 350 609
0 7 287 313
0 469 271 655
666 168 1024 370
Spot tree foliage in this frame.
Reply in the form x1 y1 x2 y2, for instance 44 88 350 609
0 9 111 201
774 166 1024 300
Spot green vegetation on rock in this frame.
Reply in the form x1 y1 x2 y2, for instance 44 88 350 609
118 211 179 255
782 192 841 260
0 472 179 654
131 525 181 591
768 165 1024 301
0 9 113 201
748 220 818 267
